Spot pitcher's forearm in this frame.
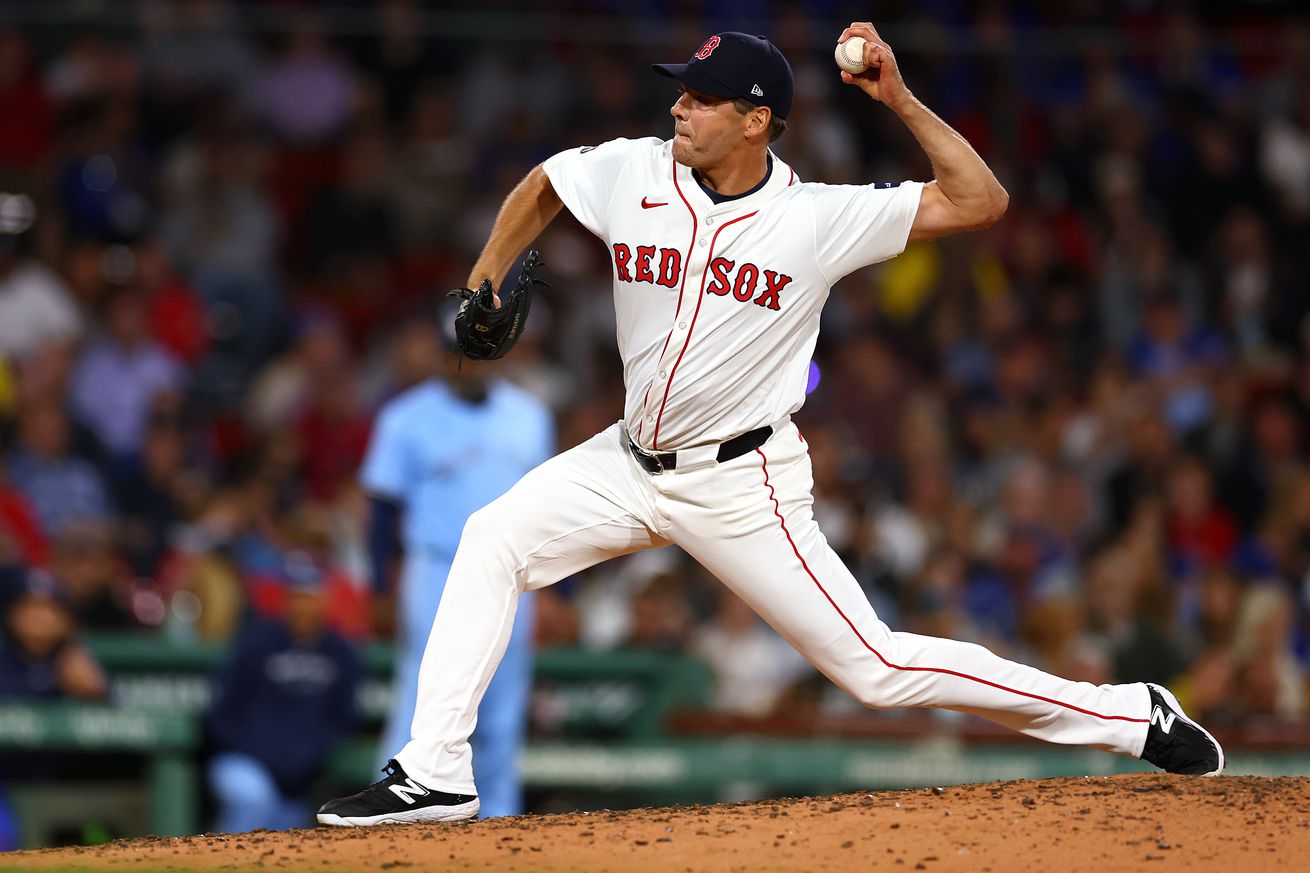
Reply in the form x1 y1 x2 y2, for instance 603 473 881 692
890 94 1006 218
837 23 1007 233
466 165 564 289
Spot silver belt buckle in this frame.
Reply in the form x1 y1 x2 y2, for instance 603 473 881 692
629 437 665 473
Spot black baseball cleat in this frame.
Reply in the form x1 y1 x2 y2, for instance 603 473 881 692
317 759 479 826
1140 683 1225 776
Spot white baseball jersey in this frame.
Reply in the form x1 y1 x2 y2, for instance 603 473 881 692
394 138 1156 802
542 137 923 451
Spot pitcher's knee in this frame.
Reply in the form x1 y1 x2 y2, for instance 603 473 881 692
457 500 534 585
461 500 506 541
820 661 903 711
461 501 520 557
853 684 904 711
844 647 920 710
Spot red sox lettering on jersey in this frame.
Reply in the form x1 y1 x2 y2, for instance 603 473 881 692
611 242 793 311
544 136 924 450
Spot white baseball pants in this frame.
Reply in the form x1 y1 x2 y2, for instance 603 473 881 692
395 421 1152 794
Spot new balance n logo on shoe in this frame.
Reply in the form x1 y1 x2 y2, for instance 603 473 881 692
1150 704 1176 734
389 778 431 805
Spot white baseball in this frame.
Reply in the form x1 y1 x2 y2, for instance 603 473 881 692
835 37 867 74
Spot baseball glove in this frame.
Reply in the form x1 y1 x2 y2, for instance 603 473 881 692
448 251 548 361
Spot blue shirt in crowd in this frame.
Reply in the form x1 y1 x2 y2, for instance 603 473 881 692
5 452 111 534
69 337 185 457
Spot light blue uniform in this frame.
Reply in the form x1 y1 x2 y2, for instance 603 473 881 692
360 378 553 818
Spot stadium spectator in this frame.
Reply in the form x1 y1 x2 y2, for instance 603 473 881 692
1165 456 1238 572
0 567 106 849
246 310 348 433
293 360 370 503
0 29 54 177
0 568 105 700
625 572 697 653
253 17 355 145
1125 290 1228 437
386 81 473 252
5 400 112 536
157 490 247 642
692 591 811 717
69 286 187 462
135 240 209 367
245 509 371 643
112 400 208 577
306 129 394 278
204 563 359 833
0 466 46 569
1229 585 1307 720
158 123 282 394
0 198 82 363
54 97 154 243
137 0 257 108
47 522 135 631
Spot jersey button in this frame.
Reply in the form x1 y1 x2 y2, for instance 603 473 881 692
698 239 707 247
705 217 714 226
678 321 687 329
646 415 654 422
659 370 667 379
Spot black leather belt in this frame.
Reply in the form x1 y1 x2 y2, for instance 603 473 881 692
627 425 773 474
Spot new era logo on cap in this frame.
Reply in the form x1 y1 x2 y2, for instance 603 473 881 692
751 84 764 96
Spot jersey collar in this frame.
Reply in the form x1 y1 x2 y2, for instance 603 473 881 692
672 147 795 214
693 153 772 204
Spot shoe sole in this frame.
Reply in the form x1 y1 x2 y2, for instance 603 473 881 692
317 799 480 827
1147 683 1225 776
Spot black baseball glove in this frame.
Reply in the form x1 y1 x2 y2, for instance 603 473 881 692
448 251 548 361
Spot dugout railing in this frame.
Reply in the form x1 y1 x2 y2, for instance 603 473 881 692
2 634 1310 845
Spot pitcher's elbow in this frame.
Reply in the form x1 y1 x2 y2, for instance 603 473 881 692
982 184 1009 226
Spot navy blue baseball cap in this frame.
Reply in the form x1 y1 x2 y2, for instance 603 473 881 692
653 32 794 120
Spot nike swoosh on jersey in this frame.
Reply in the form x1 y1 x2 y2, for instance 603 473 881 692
641 197 669 209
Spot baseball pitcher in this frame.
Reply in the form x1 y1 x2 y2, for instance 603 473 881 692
319 25 1223 827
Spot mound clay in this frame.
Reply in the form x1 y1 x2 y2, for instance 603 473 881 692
8 774 1309 872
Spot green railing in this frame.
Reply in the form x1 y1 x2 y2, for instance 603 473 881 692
82 633 715 738
7 699 1310 842
5 635 1310 844
1 635 718 841
0 703 198 837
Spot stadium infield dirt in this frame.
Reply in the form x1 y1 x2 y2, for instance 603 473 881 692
6 774 1308 872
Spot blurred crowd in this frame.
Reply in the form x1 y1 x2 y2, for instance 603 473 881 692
1 0 1310 796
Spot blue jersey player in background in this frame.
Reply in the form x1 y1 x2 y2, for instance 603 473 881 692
360 322 553 819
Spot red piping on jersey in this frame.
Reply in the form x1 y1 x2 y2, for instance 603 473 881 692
787 166 795 186
637 160 699 444
651 206 758 449
754 448 1149 725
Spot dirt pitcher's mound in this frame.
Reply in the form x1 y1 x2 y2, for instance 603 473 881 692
7 774 1309 872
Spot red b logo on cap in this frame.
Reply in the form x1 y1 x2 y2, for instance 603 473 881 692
695 35 721 59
